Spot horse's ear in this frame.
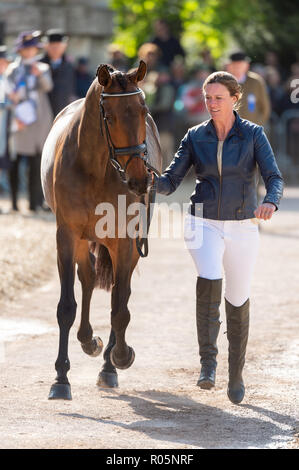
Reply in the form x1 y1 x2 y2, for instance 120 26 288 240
97 64 112 87
128 60 147 84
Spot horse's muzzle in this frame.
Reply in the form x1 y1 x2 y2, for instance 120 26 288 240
127 176 148 196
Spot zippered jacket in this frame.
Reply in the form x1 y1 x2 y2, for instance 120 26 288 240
156 112 283 220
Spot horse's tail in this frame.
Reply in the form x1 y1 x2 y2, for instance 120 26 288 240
90 242 114 291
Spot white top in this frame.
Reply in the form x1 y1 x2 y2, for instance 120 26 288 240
217 140 224 177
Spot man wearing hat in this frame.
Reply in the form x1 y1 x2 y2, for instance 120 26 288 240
226 51 271 126
6 30 53 212
74 56 93 99
41 29 75 117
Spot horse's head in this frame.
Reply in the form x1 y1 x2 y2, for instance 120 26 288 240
97 60 151 196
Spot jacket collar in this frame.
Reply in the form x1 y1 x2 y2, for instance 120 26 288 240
206 111 244 140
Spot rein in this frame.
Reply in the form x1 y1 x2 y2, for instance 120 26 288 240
99 88 160 257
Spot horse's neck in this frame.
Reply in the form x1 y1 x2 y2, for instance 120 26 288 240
77 82 108 177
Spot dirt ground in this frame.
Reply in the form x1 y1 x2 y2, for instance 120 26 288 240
0 200 56 303
0 182 298 449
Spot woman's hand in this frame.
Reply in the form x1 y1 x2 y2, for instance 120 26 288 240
254 203 276 220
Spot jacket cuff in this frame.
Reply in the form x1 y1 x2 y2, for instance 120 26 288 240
156 174 173 195
262 197 278 211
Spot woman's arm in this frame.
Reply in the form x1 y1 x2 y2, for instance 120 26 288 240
157 130 193 195
253 126 284 210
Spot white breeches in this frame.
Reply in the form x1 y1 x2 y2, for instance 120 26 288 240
184 214 260 307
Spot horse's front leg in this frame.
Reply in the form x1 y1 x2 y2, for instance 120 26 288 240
109 241 135 370
48 226 78 400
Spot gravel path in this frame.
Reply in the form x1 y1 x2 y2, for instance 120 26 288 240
0 184 298 449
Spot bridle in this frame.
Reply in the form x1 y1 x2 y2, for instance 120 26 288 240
99 88 160 182
99 87 160 257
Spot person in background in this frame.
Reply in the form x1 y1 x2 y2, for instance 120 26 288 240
107 44 129 72
264 50 287 82
278 63 299 164
250 63 267 80
178 65 211 126
137 42 162 73
171 57 187 92
264 66 285 116
137 43 163 110
151 19 185 68
41 29 75 117
200 48 217 73
173 65 210 150
171 58 189 150
6 30 53 212
0 45 11 212
226 51 271 126
74 57 93 99
149 68 176 166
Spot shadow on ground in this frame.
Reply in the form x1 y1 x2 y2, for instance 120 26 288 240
59 390 297 449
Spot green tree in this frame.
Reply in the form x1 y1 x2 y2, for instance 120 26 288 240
229 0 298 70
110 0 184 59
110 0 298 71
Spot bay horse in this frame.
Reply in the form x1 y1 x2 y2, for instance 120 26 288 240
41 60 162 400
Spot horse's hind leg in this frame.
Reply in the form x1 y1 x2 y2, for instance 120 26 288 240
48 226 78 400
77 241 103 357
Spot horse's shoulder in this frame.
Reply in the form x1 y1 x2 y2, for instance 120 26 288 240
53 98 85 124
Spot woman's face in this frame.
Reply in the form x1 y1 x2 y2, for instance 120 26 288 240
204 83 237 121
19 46 39 60
45 42 67 61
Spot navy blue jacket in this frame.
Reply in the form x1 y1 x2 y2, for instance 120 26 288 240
157 112 283 220
41 54 75 117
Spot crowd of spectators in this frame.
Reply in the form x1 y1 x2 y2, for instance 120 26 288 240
0 29 93 213
109 20 299 168
0 20 298 213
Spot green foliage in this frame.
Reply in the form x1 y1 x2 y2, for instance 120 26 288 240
230 0 298 69
109 0 298 70
110 0 183 59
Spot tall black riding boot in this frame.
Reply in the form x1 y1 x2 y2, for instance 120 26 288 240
196 277 222 389
225 298 250 404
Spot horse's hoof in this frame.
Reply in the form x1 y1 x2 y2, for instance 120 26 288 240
48 383 72 400
110 346 135 370
81 336 103 357
97 370 119 388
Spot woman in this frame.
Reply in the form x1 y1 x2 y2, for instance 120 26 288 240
156 71 283 404
6 30 53 211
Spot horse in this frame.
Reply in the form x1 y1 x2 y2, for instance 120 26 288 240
41 60 162 400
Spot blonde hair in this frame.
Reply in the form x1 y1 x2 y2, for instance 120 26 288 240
203 71 242 109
